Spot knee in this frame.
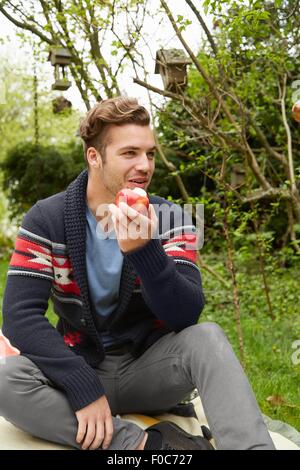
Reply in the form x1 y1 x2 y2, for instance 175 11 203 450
196 321 226 340
0 356 31 416
0 358 16 415
181 322 227 351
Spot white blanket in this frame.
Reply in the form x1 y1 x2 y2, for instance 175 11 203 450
0 397 298 450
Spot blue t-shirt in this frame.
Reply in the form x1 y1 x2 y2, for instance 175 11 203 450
86 206 124 347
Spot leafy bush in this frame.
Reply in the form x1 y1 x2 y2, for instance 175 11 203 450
1 141 85 220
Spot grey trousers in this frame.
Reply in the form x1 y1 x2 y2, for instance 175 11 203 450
0 322 275 450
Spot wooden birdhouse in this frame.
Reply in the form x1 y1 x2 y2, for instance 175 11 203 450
48 47 72 91
155 49 192 92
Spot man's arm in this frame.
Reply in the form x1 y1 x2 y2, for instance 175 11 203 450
109 201 204 331
126 238 204 331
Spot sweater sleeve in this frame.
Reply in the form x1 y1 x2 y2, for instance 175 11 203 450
125 206 205 331
2 203 104 411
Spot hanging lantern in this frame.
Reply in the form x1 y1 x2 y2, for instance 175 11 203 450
155 49 192 92
48 47 72 91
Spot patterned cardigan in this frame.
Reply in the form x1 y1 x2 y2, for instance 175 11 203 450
2 170 205 411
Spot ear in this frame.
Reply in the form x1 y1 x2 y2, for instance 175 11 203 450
86 147 102 169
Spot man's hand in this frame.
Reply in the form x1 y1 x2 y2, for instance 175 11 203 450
108 201 158 253
75 395 113 450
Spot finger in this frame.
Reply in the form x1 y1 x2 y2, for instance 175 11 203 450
109 204 128 229
118 202 140 223
128 215 144 240
113 205 134 239
110 204 142 240
108 205 120 235
139 206 154 233
118 215 130 240
138 213 152 240
102 416 114 450
81 421 96 450
108 203 117 217
76 419 87 445
89 421 105 451
118 206 131 229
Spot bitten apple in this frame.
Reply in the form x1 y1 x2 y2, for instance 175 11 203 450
115 187 149 215
292 101 300 123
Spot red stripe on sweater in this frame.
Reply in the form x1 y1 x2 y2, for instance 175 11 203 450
10 237 52 273
52 255 81 296
10 236 81 295
163 234 197 263
15 236 51 254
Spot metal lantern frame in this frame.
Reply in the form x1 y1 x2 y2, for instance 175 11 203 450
48 47 72 91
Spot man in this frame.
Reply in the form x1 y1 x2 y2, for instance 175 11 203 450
0 97 275 450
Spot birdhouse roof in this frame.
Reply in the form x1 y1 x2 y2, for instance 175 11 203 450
155 49 192 73
48 47 72 61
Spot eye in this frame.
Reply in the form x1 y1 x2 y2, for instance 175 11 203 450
123 150 136 156
147 152 156 158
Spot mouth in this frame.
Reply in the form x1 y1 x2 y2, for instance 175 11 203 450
127 178 149 189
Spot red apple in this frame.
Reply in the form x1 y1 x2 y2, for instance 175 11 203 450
115 187 149 215
292 101 300 123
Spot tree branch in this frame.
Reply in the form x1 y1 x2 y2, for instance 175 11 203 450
134 76 188 102
52 0 102 102
160 0 240 132
243 140 272 190
146 86 230 288
39 0 60 44
184 0 218 56
69 64 91 110
287 201 300 252
0 3 54 45
133 77 251 157
250 117 289 171
242 187 291 204
82 3 119 97
279 74 297 193
283 0 300 19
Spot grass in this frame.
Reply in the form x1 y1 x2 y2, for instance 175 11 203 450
0 253 299 431
0 258 9 315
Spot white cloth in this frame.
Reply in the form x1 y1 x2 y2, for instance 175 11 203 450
0 397 298 450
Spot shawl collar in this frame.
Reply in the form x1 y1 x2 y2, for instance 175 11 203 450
64 170 137 340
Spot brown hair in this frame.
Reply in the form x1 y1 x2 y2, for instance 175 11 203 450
79 96 151 162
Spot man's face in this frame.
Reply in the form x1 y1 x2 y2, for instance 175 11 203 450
93 124 156 202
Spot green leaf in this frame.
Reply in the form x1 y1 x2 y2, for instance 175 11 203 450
294 224 300 234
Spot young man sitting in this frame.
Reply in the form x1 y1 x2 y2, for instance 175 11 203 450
0 97 275 450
